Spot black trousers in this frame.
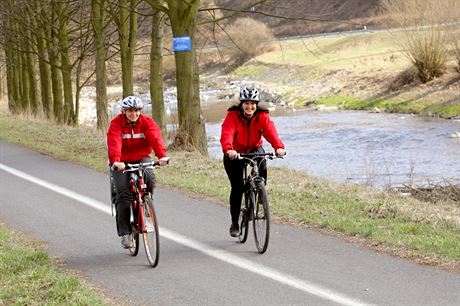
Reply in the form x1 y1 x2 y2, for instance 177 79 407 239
223 147 267 224
111 157 156 236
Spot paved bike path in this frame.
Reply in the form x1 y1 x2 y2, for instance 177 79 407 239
1 140 459 306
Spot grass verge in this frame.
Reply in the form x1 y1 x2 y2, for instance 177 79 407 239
0 112 459 276
316 96 460 118
0 223 110 305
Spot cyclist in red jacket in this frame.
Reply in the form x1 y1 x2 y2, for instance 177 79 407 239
220 87 286 237
107 96 169 248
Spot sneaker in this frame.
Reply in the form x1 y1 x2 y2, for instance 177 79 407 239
229 223 239 237
120 234 133 249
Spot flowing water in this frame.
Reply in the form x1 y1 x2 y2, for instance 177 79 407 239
96 88 459 189
203 102 460 188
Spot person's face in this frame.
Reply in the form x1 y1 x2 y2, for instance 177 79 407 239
124 108 141 122
241 101 257 117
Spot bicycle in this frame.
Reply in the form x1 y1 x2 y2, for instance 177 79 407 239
111 160 161 267
237 152 281 254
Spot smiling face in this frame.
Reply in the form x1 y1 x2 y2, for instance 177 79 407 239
123 108 141 122
241 101 257 118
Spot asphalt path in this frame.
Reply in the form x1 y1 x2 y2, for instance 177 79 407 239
1 140 459 306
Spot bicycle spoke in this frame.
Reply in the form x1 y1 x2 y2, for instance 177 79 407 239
253 183 270 253
238 191 250 243
128 232 139 256
128 203 140 256
142 196 160 267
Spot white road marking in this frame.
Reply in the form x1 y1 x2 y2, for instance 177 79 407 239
1 163 374 306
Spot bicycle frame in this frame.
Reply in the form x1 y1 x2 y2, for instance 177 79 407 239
124 161 158 234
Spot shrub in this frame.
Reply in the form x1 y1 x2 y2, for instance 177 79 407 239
218 18 275 70
389 68 416 91
383 0 456 82
451 33 460 72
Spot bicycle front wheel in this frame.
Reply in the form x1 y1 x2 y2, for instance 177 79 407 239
142 195 160 267
253 183 270 254
129 204 139 256
238 191 250 243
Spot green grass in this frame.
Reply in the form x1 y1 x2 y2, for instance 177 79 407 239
0 224 107 305
426 102 460 117
1 112 459 272
315 96 460 117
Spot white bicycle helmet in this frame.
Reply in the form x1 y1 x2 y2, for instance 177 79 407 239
239 87 260 102
121 96 144 110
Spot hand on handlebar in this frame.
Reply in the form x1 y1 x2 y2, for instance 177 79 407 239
226 149 238 159
112 161 125 171
158 156 170 166
276 148 286 157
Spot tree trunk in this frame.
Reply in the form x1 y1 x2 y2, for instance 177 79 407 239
20 49 30 113
168 0 208 155
119 0 136 97
56 2 75 125
92 0 109 131
25 24 41 115
4 44 19 113
35 0 52 118
48 4 64 124
149 1 166 138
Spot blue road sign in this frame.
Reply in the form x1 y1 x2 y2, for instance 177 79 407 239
173 36 192 52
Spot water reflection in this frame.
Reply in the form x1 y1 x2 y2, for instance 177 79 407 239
205 107 460 188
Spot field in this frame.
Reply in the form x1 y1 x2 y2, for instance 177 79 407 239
198 29 460 118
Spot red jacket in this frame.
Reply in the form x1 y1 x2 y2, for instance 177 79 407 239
220 106 285 154
107 113 167 164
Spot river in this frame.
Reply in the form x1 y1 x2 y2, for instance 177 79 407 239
99 89 459 189
203 102 460 189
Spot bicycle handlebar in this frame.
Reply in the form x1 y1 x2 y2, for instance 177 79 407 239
111 160 165 172
237 152 283 160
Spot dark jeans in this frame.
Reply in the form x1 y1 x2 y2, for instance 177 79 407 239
223 147 267 224
111 157 156 236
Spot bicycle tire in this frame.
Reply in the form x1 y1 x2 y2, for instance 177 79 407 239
142 195 160 267
238 191 250 243
128 202 140 256
128 232 139 256
253 183 270 253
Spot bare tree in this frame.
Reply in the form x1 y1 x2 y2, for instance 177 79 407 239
108 0 138 97
92 0 109 131
144 0 208 154
146 0 167 138
34 0 53 119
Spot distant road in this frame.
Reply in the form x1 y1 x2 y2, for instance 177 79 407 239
278 22 460 42
1 140 459 305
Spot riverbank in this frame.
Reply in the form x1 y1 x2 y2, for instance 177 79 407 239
1 112 458 272
197 30 459 119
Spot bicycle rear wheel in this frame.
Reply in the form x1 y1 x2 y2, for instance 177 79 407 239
128 232 139 256
238 191 250 243
142 195 160 267
253 183 270 253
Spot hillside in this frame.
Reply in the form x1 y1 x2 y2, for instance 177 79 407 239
192 1 459 119
132 1 459 119
215 0 387 36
